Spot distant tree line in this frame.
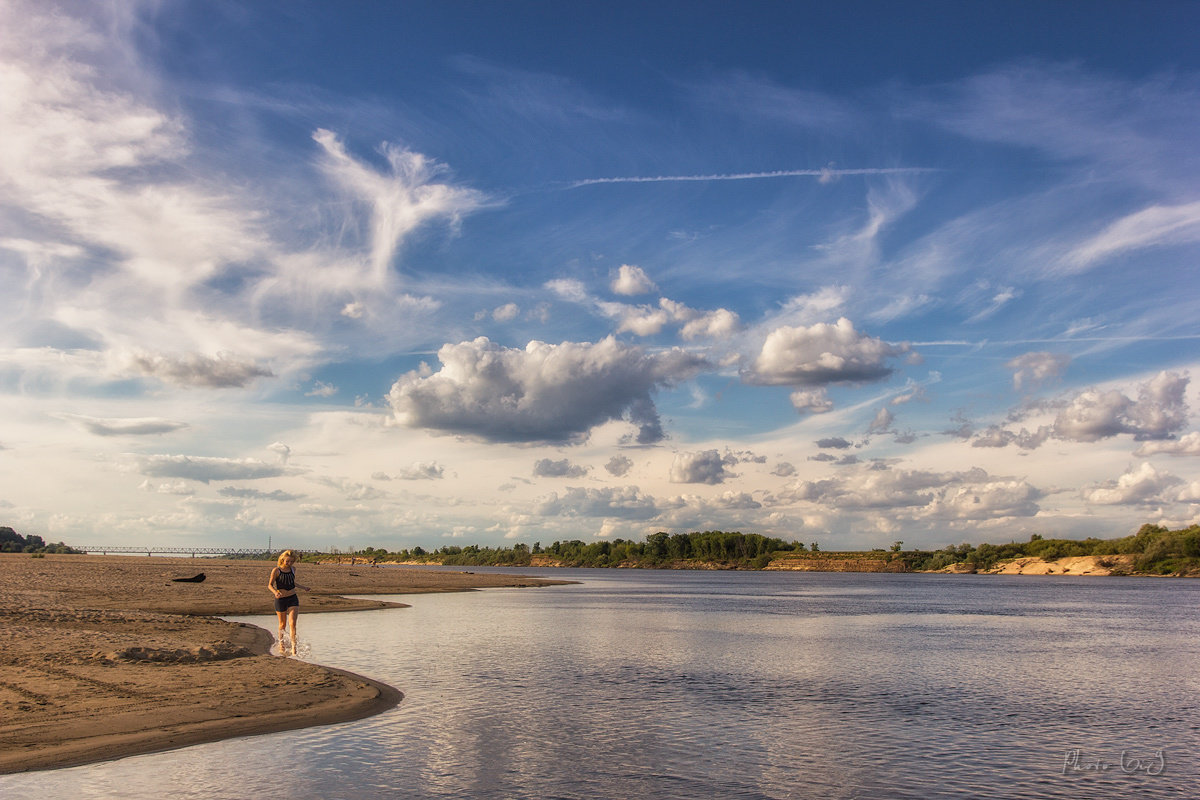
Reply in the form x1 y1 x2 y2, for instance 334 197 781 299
0 526 82 554
341 531 806 569
902 524 1200 575
328 523 1200 575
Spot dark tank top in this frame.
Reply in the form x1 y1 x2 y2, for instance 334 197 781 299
274 568 296 591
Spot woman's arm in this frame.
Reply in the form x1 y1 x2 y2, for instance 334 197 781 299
296 569 311 592
267 567 281 597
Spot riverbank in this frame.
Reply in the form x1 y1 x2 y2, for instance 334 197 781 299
0 554 569 774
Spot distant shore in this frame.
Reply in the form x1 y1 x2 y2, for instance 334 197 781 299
0 554 570 774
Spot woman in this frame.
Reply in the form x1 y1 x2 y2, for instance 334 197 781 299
268 550 311 655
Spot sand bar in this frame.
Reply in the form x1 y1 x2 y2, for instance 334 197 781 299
0 554 569 774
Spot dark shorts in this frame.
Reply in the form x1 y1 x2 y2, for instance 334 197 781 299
274 593 300 613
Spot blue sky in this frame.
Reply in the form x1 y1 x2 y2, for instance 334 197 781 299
2 0 1198 552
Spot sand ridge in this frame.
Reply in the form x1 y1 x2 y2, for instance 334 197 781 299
0 554 569 774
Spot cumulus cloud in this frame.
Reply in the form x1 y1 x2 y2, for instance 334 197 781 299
533 457 590 478
785 465 1042 520
680 308 741 340
670 450 731 485
772 462 796 477
611 264 657 296
267 442 291 464
1134 432 1200 457
789 388 834 415
55 413 188 436
133 454 289 484
533 486 659 519
970 425 1052 450
744 318 908 388
972 371 1190 450
1083 462 1183 505
388 336 708 444
598 297 741 340
1053 371 1188 442
816 437 854 449
137 479 195 496
605 455 633 477
1007 352 1070 391
128 352 274 389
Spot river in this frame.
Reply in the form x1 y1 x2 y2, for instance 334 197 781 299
3 569 1198 799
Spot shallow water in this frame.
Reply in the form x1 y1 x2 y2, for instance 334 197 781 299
4 569 1198 799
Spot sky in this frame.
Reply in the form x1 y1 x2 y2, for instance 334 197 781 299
2 0 1199 553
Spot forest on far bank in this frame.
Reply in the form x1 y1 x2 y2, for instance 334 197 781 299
304 523 1200 576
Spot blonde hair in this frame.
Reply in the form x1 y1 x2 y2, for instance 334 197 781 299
277 549 298 567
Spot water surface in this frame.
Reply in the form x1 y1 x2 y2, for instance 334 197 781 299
4 570 1198 799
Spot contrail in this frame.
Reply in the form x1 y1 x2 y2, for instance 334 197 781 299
568 166 938 188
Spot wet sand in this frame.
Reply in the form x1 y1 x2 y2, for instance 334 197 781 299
0 554 568 774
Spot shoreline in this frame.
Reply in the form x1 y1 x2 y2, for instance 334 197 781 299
0 554 569 775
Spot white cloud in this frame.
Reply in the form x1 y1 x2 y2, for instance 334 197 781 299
492 303 520 322
1007 352 1070 391
968 371 1190 450
137 479 195 496
545 278 589 302
785 465 1042 520
533 486 659 519
1064 201 1200 271
267 442 291 464
55 413 188 436
305 380 338 398
1053 371 1188 443
771 462 796 477
744 318 908 387
611 264 657 295
388 336 708 444
1083 462 1183 505
680 308 741 340
311 129 488 287
341 302 365 319
597 297 740 340
670 450 730 485
1134 432 1200 457
790 388 834 415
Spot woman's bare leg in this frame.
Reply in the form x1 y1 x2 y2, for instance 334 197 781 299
287 606 299 654
275 610 287 648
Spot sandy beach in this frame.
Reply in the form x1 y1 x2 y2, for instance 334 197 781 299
0 554 568 774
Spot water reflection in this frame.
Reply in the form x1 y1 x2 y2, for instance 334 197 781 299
3 571 1198 799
